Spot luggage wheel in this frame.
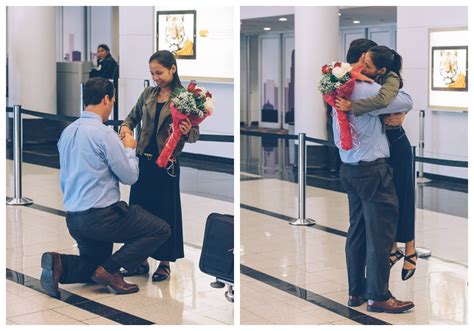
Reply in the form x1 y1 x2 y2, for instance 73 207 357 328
210 280 225 288
225 284 234 303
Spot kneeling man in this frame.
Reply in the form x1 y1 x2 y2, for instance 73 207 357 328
40 77 170 297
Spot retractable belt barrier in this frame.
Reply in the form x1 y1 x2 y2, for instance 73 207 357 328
6 107 233 143
5 105 233 206
241 129 468 168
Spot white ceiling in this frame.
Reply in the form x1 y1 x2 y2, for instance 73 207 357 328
240 6 397 34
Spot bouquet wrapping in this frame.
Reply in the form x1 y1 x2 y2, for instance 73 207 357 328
156 81 214 168
319 62 358 150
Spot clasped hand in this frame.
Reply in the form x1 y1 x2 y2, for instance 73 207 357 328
119 126 137 148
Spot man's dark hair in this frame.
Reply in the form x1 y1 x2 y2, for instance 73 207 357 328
83 77 114 107
346 38 378 63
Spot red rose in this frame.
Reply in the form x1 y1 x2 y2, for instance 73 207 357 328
334 62 341 67
322 64 331 74
187 81 197 92
205 91 212 98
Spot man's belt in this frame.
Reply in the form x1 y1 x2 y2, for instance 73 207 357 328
343 158 388 166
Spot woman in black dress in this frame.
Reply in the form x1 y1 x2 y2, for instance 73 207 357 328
119 50 199 281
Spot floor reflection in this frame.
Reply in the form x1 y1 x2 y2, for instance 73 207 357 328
240 135 467 218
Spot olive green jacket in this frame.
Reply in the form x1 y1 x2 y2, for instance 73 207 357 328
121 86 199 156
350 71 401 115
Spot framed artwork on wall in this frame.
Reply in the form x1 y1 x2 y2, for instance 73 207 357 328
156 10 196 59
428 28 468 110
431 46 468 91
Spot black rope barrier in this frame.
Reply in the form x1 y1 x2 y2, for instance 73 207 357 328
198 134 234 143
414 156 467 168
241 130 468 168
6 107 233 143
240 130 298 140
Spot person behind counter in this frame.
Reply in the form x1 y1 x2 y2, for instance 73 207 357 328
89 44 118 80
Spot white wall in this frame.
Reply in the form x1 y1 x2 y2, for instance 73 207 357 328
155 6 234 79
397 6 468 179
119 6 234 159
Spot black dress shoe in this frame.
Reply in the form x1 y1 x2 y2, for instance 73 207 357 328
121 262 150 277
348 295 367 307
402 252 417 281
40 252 63 298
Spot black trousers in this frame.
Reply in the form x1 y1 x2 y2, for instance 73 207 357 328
340 159 398 301
59 201 171 284
387 127 415 243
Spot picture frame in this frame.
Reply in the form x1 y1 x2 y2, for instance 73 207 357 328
428 28 468 111
431 46 468 92
156 10 196 59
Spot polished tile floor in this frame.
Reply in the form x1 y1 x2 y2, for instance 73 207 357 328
240 177 468 325
5 160 234 325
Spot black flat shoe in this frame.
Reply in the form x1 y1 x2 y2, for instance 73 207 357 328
390 248 404 268
401 252 417 281
121 262 150 277
152 264 170 282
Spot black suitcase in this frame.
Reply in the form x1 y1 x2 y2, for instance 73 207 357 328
199 213 234 284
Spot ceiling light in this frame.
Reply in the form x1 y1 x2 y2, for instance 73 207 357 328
264 27 271 31
279 17 287 21
353 20 360 24
338 13 341 16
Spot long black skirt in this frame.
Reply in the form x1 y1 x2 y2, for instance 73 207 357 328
387 127 415 243
129 156 184 262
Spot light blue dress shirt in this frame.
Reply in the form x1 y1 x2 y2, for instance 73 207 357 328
58 111 139 212
332 81 413 164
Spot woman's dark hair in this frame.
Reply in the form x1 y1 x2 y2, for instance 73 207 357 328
97 44 111 55
83 77 114 107
149 50 182 91
367 46 404 88
346 38 378 64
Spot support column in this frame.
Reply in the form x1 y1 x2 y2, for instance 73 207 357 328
294 7 339 168
7 7 57 114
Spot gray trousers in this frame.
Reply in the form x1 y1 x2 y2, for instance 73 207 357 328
59 201 170 284
340 158 398 301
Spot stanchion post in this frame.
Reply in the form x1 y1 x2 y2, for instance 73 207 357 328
417 109 431 184
412 146 431 258
6 105 33 206
80 82 84 114
290 133 315 226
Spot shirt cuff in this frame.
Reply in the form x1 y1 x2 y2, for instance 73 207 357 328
124 147 136 157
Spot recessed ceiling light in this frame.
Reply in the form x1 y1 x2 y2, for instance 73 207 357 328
353 20 360 24
338 13 341 16
264 27 271 31
279 17 287 21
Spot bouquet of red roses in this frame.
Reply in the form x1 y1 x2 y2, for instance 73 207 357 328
156 81 214 168
319 62 358 150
